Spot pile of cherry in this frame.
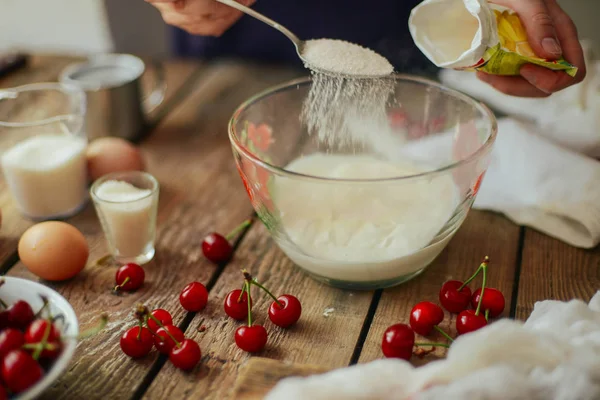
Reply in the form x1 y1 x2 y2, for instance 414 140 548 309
382 256 506 360
0 295 62 398
118 264 301 370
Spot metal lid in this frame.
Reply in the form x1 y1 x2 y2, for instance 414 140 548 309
59 53 145 91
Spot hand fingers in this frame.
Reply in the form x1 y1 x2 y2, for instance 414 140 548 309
519 64 571 93
180 14 244 36
476 71 551 98
545 0 587 83
491 0 561 60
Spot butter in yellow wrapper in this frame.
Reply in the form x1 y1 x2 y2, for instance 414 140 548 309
409 0 578 77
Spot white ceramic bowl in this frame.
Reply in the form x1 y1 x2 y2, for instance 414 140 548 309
1 277 78 400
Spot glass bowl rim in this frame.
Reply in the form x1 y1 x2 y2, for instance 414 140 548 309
228 74 498 184
0 82 87 129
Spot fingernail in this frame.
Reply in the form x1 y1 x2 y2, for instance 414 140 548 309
542 38 562 56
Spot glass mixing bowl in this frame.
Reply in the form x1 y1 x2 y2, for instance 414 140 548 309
229 75 497 290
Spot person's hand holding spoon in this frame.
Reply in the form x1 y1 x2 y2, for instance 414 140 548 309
145 0 255 37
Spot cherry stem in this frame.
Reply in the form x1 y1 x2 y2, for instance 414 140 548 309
250 279 282 308
414 342 451 349
238 282 247 302
95 254 114 267
458 256 489 291
22 342 58 351
0 298 7 309
32 317 53 360
475 261 488 316
245 280 254 327
137 319 143 341
113 277 130 292
485 309 490 322
148 313 181 348
76 314 109 340
433 326 454 343
225 218 253 241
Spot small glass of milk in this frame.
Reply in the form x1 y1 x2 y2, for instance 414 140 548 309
0 83 88 220
91 171 159 265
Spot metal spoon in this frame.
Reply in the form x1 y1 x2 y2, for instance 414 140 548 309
215 0 392 78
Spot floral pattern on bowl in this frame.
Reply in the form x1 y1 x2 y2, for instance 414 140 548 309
236 122 278 231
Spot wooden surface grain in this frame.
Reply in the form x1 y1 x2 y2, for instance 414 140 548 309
4 59 202 399
515 229 600 319
144 221 373 400
358 210 521 364
231 358 329 400
0 55 597 400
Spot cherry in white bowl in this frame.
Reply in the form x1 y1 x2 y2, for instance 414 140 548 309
1 277 78 400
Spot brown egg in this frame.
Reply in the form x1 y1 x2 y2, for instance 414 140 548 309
18 222 89 281
87 137 145 181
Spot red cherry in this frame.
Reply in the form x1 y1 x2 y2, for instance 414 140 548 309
0 311 10 330
471 288 505 318
224 289 252 321
439 281 472 313
409 302 444 336
1 350 43 393
179 282 209 312
0 329 25 359
115 263 145 292
456 310 487 335
202 233 232 264
382 323 415 360
154 325 185 354
24 319 62 359
0 384 6 400
235 325 267 353
169 339 201 370
268 294 302 328
147 309 173 333
120 326 154 358
7 300 34 330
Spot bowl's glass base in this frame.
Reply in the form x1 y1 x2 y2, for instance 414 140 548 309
299 267 427 291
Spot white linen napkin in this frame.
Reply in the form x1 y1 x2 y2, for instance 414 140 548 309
473 118 600 248
439 40 600 157
265 292 600 400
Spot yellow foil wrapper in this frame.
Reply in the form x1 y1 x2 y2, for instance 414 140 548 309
474 10 578 76
409 0 578 77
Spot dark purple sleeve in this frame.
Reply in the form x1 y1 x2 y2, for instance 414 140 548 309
171 0 437 75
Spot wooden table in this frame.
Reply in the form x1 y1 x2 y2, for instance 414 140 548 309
1 55 598 400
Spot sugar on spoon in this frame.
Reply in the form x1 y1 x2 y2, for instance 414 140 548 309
215 0 394 78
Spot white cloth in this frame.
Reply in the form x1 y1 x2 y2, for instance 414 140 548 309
434 40 600 248
387 117 600 249
265 292 600 400
473 118 600 248
440 40 600 157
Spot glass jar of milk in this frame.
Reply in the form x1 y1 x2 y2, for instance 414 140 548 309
0 83 88 220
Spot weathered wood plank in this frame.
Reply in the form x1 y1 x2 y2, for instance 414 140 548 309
143 220 374 400
231 358 328 400
3 60 219 399
358 210 521 364
8 61 303 399
515 229 600 319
